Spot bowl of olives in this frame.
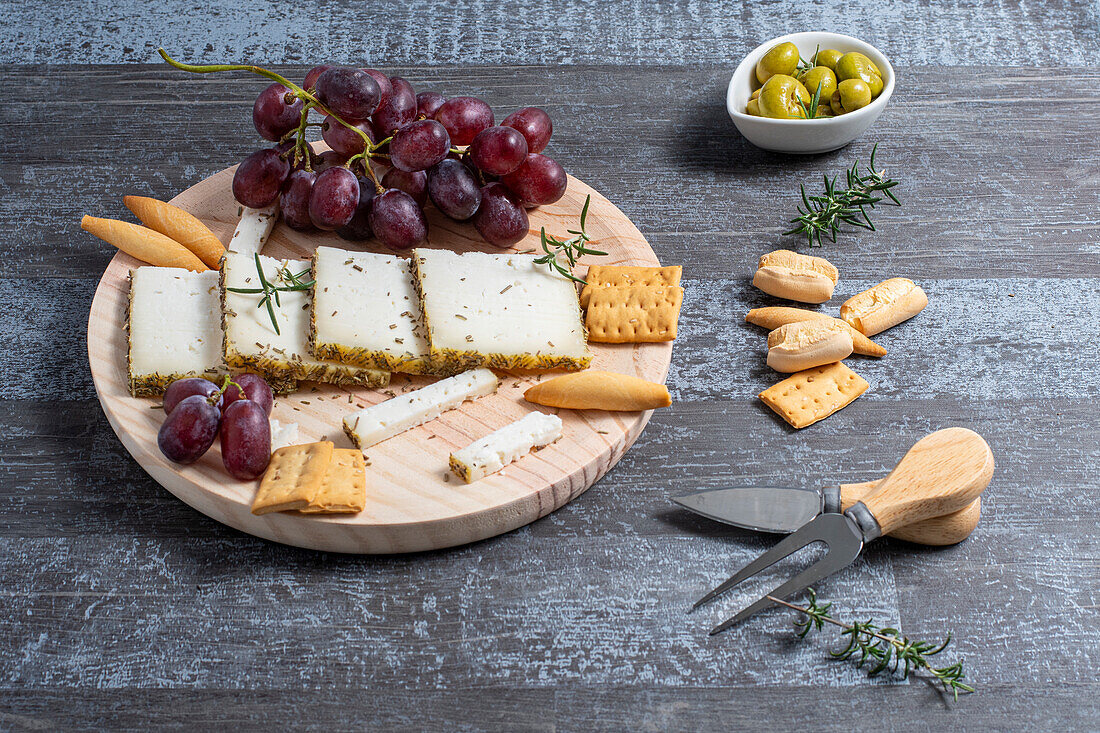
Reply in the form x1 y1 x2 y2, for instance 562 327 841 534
726 32 894 154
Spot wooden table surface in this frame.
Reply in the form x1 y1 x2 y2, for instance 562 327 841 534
2 2 1099 729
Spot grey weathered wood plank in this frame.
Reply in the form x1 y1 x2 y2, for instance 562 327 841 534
2 0 1098 66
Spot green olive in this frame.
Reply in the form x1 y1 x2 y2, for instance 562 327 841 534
758 74 810 119
830 78 872 115
797 66 838 100
745 98 761 116
813 104 835 118
834 52 883 98
755 42 800 85
750 88 761 100
813 48 843 70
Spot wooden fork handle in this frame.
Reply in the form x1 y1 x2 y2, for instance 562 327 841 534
839 480 981 546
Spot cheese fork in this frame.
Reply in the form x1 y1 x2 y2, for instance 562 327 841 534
695 427 994 635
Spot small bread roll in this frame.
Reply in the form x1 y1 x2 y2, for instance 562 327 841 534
752 249 839 304
766 320 854 373
524 371 671 411
840 278 928 335
745 306 886 357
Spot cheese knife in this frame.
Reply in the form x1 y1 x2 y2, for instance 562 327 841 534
673 479 982 546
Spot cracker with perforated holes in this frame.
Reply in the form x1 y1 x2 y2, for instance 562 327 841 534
758 362 869 429
251 441 334 515
579 265 682 307
585 285 683 343
301 448 367 514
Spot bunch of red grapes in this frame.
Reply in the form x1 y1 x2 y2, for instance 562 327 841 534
235 65 566 250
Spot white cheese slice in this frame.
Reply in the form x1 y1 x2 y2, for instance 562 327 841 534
412 249 592 371
127 266 223 396
269 418 299 450
228 203 278 255
449 412 563 483
221 251 389 388
311 246 432 374
342 368 499 451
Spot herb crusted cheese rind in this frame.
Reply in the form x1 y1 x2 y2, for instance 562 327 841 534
127 267 224 396
220 252 389 389
310 246 434 375
412 249 592 372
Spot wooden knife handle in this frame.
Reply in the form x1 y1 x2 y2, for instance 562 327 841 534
857 427 995 537
839 480 982 546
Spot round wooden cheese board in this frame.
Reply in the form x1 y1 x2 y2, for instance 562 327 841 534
88 163 672 553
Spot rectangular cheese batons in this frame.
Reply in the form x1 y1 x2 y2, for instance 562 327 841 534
413 249 592 372
227 203 278 255
311 246 432 374
221 252 389 388
343 368 500 451
449 412 563 483
127 266 223 396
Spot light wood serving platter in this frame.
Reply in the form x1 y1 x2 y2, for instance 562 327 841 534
88 162 672 553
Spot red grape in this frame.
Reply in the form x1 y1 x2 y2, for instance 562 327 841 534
158 394 220 464
416 91 447 119
500 153 568 206
469 125 528 176
220 400 271 480
336 180 377 241
473 182 529 247
361 69 393 108
232 148 291 208
163 378 219 414
372 76 417 136
313 150 348 172
303 64 333 91
315 67 381 121
389 119 450 172
253 83 304 142
381 168 428 207
222 373 274 416
434 96 494 146
501 107 553 154
322 115 374 155
370 189 429 250
280 168 316 230
309 166 360 230
427 159 482 221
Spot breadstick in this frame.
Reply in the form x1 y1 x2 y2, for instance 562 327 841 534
745 306 886 357
124 195 226 268
840 278 928 335
80 215 208 271
524 370 671 411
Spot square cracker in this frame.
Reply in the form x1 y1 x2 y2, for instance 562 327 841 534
759 362 869 429
251 441 334 515
580 265 682 307
586 285 684 343
301 449 367 514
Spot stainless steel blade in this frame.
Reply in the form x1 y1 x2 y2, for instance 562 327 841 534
672 486 824 534
708 513 865 634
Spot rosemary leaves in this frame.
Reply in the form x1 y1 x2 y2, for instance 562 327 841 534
534 194 607 284
771 589 974 699
784 143 900 247
225 253 314 335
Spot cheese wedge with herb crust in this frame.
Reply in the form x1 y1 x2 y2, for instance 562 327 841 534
127 266 223 396
220 251 389 388
449 411 563 483
310 246 433 374
343 368 499 451
412 249 592 372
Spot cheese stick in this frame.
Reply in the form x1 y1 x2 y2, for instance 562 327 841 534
524 370 671 411
745 306 886 358
123 195 226 268
228 203 279 255
81 215 208 271
449 412 563 483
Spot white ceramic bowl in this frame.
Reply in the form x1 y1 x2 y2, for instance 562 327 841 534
726 32 895 154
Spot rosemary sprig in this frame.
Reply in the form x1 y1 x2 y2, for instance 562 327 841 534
533 194 607 285
796 45 822 74
784 143 901 247
796 79 826 120
770 589 974 700
225 253 314 335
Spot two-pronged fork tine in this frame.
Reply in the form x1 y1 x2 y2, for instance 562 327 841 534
695 513 866 634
